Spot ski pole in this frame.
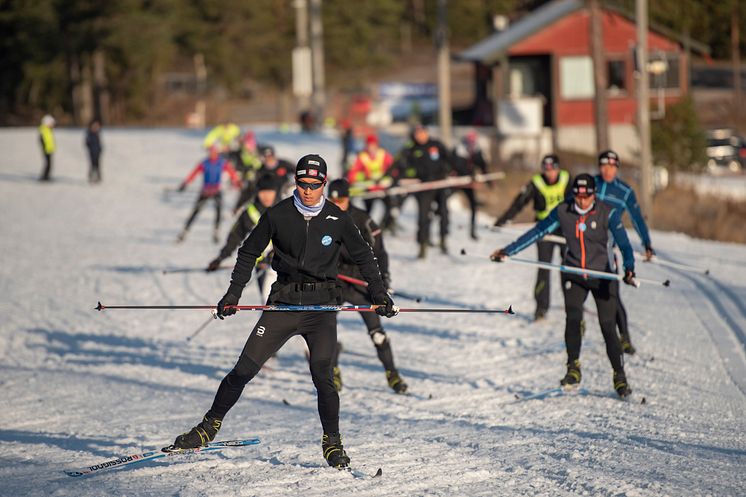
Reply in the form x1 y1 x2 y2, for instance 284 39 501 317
336 274 424 302
635 252 710 276
458 249 670 288
95 301 514 314
485 225 566 244
186 311 217 342
162 266 231 275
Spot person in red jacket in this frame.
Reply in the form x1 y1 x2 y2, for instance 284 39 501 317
177 145 241 243
346 134 394 215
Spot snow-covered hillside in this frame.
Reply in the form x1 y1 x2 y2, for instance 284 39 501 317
1 127 744 496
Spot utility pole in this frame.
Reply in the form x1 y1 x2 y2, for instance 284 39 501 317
436 0 452 147
733 2 741 120
293 0 311 112
636 0 653 225
309 0 326 128
589 0 609 150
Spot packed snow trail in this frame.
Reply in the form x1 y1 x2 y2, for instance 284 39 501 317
1 127 745 496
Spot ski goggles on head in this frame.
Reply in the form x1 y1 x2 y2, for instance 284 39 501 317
296 180 325 191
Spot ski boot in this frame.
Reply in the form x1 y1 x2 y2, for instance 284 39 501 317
439 238 448 255
386 369 408 394
417 243 427 259
533 308 547 322
613 370 632 398
172 415 222 449
619 334 636 355
322 432 350 469
560 360 581 388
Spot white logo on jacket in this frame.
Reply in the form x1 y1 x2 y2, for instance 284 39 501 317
325 215 339 220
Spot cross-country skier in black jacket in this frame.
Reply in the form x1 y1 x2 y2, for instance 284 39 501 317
171 155 397 469
327 179 408 394
398 123 454 258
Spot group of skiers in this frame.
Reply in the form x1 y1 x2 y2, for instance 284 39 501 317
37 115 103 183
168 123 653 471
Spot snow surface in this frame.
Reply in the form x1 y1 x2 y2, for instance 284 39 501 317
1 127 745 497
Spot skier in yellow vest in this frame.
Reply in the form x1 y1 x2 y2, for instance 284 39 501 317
38 114 56 181
346 134 395 214
202 121 241 153
494 154 571 320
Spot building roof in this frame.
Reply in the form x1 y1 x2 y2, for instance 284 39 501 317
456 0 709 64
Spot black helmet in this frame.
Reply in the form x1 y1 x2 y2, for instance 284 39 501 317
598 150 621 168
255 174 277 192
328 178 350 199
572 173 596 196
541 154 560 170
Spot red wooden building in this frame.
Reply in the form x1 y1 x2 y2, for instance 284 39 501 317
457 0 708 158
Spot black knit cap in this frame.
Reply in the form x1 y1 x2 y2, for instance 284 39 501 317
295 154 327 181
541 154 560 170
328 178 350 199
255 173 277 191
572 173 596 196
598 150 621 167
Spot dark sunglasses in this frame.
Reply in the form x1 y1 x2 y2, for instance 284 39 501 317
296 180 325 191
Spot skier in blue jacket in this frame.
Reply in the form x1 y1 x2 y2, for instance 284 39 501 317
594 150 654 355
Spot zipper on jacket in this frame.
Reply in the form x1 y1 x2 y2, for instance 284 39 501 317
299 218 310 305
576 215 587 271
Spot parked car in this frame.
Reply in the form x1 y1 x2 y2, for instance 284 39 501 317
706 129 745 174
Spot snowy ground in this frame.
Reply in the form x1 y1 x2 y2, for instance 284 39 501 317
1 127 745 497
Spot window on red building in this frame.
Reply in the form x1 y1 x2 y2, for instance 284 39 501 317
607 59 627 96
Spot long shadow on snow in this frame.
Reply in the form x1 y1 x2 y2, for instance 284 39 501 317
0 172 88 186
25 328 226 380
348 406 746 463
0 429 127 458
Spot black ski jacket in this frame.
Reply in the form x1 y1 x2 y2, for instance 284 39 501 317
338 205 389 286
229 197 387 304
398 139 453 182
216 200 268 262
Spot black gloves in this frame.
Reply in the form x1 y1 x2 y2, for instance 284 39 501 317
381 272 391 291
623 269 636 286
206 258 222 272
216 291 240 319
490 249 508 262
375 293 398 318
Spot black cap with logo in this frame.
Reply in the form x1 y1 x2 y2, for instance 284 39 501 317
572 173 596 196
295 154 328 181
598 150 621 168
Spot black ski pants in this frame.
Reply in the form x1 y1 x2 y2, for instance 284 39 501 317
561 274 624 372
88 152 101 183
415 189 449 245
184 191 222 231
207 310 340 434
40 153 52 181
337 285 397 372
535 240 563 314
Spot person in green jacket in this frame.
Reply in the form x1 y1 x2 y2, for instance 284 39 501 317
39 115 56 181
